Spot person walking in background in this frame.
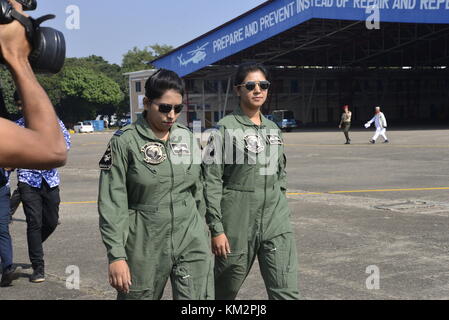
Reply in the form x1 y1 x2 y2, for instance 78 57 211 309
0 168 17 287
365 106 389 144
15 115 71 283
338 105 352 144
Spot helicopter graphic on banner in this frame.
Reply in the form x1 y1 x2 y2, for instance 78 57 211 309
177 42 209 67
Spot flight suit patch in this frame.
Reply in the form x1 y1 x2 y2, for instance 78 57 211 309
99 143 112 170
266 135 283 145
244 135 265 154
171 143 191 155
114 130 124 137
141 142 167 165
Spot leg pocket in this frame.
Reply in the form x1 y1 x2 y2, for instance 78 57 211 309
259 233 299 297
171 264 194 300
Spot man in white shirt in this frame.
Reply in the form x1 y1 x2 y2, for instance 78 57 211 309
365 106 389 144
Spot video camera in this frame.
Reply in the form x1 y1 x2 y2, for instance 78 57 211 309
0 0 65 74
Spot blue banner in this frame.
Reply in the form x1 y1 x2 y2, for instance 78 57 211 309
153 0 449 77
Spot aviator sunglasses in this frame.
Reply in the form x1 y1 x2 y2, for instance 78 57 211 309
237 80 271 91
152 102 184 114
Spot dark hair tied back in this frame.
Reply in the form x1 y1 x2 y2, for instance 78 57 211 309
234 62 270 86
145 69 185 101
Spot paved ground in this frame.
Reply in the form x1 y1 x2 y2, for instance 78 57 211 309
1 127 448 300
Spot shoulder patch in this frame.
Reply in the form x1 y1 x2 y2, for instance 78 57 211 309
176 123 191 131
113 124 134 137
99 143 112 170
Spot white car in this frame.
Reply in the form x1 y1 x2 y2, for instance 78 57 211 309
74 121 94 133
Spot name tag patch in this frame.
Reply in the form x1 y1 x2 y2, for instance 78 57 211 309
266 135 283 145
171 143 191 155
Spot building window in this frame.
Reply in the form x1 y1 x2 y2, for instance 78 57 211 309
135 81 142 93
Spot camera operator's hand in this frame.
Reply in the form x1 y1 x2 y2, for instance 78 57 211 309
0 0 31 64
0 0 67 169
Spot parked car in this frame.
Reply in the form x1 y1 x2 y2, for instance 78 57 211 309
74 121 94 133
271 110 298 132
118 118 131 128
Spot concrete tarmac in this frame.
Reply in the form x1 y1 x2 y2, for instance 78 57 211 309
1 128 448 300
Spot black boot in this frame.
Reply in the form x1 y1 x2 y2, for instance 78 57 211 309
30 265 45 283
1 265 18 287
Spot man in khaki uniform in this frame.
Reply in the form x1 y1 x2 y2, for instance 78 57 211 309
339 105 352 144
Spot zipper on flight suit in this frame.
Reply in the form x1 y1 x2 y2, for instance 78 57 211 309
256 125 267 235
166 142 176 264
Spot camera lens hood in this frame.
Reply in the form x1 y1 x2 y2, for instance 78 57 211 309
29 27 66 74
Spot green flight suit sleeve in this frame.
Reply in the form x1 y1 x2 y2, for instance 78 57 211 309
278 131 288 195
202 126 226 237
98 136 130 264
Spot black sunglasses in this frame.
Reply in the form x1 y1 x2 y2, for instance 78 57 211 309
152 102 184 114
237 80 271 91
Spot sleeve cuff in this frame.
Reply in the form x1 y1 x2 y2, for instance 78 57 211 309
107 247 127 263
209 222 224 237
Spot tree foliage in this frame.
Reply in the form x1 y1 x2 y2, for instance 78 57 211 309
122 44 173 73
61 66 123 106
0 66 17 114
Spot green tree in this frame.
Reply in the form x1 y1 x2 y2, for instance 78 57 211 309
61 66 123 106
121 44 173 73
57 66 123 123
36 73 64 107
37 55 125 107
0 66 18 114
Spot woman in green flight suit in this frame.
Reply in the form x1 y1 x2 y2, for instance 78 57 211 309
98 69 213 300
203 63 299 300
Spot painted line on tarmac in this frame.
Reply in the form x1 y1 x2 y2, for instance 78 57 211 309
285 144 449 148
288 187 449 195
60 188 449 204
61 201 97 205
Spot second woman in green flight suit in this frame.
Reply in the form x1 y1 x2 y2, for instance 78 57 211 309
98 69 213 300
202 63 299 300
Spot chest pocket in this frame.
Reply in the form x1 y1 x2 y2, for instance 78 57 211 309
223 164 255 192
169 142 201 188
126 149 167 205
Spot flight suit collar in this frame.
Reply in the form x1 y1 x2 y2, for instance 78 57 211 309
233 105 269 128
135 113 181 142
